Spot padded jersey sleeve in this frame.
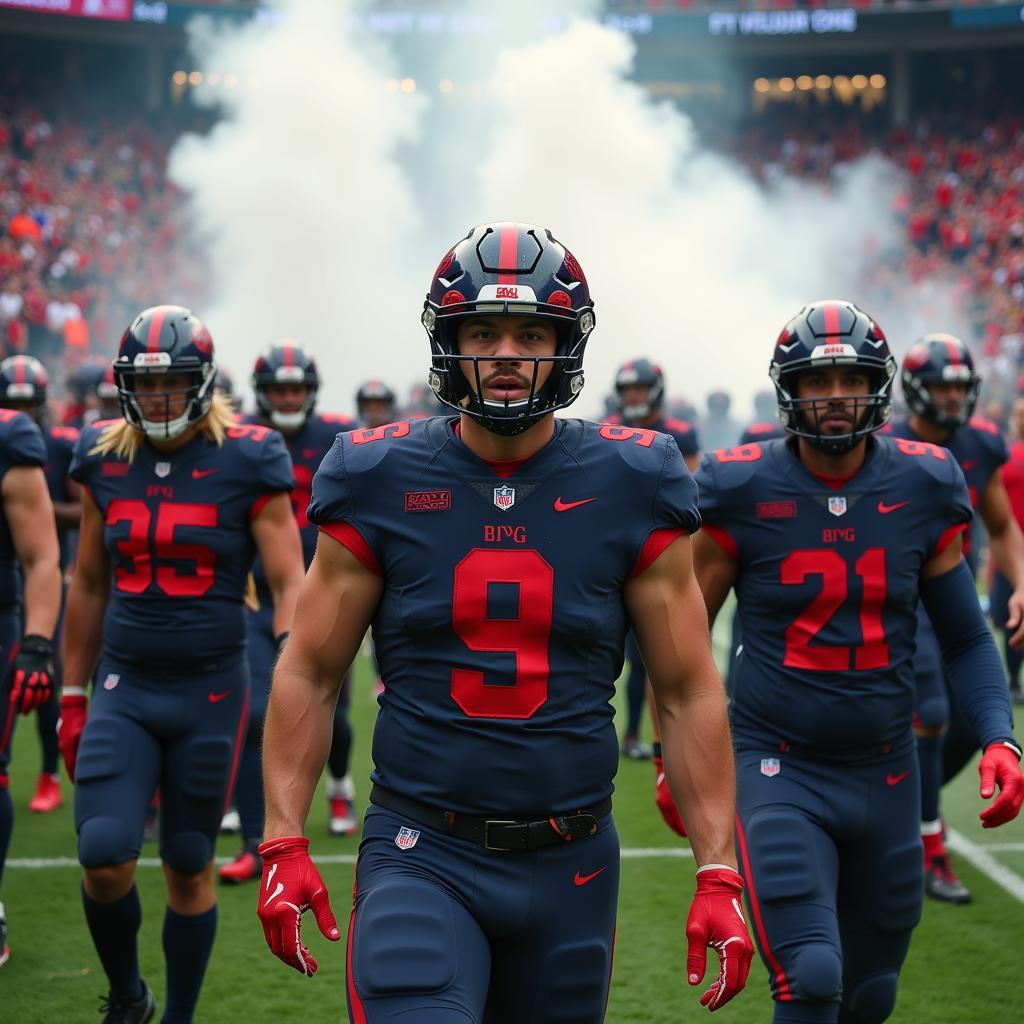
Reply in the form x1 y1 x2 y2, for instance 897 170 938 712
257 428 296 494
68 423 101 486
929 453 974 558
693 451 740 560
2 410 46 468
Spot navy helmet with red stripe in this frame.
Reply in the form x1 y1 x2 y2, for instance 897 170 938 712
422 221 595 436
770 299 896 455
252 339 319 431
614 358 664 422
113 304 216 440
901 333 980 430
0 355 49 424
355 379 396 415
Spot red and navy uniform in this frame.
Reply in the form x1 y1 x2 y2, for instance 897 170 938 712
991 440 1024 686
308 415 699 1022
43 425 79 568
68 420 294 873
0 410 47 799
603 412 699 461
739 421 786 446
697 435 972 1017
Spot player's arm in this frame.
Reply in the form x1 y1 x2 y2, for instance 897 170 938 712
692 527 738 629
250 492 304 640
259 532 383 976
978 472 1024 647
625 534 752 1011
53 475 82 534
920 534 1023 827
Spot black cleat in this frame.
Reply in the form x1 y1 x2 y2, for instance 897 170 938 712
925 854 972 904
98 980 156 1024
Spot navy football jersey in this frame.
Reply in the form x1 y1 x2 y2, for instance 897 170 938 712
696 436 972 755
70 420 294 664
44 424 80 566
739 421 786 446
603 413 699 459
308 416 700 815
0 409 47 611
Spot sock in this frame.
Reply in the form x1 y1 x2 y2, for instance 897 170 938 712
36 690 60 776
916 733 943 822
922 821 945 862
162 904 217 1024
0 785 12 889
328 715 352 779
234 737 264 847
625 658 647 737
82 885 144 1001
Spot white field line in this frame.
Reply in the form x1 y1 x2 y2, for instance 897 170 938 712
7 847 695 869
947 828 1024 904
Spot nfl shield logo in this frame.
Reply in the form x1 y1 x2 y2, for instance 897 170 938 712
827 496 847 517
395 826 420 851
760 758 781 778
102 673 120 691
155 461 171 479
493 484 515 512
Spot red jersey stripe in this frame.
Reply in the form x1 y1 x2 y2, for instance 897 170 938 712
319 521 383 575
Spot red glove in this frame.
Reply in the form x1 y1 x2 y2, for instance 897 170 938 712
979 741 1024 828
684 866 754 1012
654 756 688 837
257 836 340 976
57 691 88 782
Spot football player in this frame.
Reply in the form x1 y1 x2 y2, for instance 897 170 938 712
257 222 753 1021
219 341 358 886
606 358 701 761
0 356 81 814
60 306 304 1024
355 379 397 430
886 334 1024 903
692 301 1023 1024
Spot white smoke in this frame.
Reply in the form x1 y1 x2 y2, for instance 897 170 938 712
170 1 955 421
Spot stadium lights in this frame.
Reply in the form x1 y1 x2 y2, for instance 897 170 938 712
870 74 887 89
400 78 416 93
188 71 203 86
171 71 187 86
796 76 814 91
754 78 770 93
439 79 454 93
851 74 868 90
207 73 221 87
778 77 795 92
815 75 832 89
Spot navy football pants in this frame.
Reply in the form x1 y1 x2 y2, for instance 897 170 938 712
735 746 922 1024
347 805 619 1023
0 610 21 891
75 657 248 874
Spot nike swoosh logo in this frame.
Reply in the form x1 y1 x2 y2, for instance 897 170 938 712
961 460 977 472
263 881 285 907
886 770 912 786
554 497 597 512
208 690 232 703
877 500 911 515
302 449 322 460
573 867 607 887
192 468 219 479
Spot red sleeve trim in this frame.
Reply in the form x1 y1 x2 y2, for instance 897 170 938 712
931 521 968 559
249 492 279 521
319 521 383 576
701 523 738 561
629 528 686 579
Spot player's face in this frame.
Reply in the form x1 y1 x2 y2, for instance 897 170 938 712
620 384 652 409
360 399 394 429
456 316 559 404
134 373 193 421
264 382 311 415
794 366 872 435
926 381 970 421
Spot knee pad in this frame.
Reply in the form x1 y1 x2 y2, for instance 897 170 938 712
181 736 234 801
352 882 458 997
872 842 922 933
161 830 213 874
744 811 818 903
74 717 130 784
914 695 949 733
841 973 899 1024
791 944 842 1003
536 942 612 1023
79 815 139 868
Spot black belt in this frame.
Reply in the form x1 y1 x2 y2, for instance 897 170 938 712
370 784 611 852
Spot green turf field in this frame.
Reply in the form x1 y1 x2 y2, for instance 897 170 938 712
3 626 1023 1023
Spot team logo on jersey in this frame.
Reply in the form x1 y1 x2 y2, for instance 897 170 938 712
760 758 781 778
827 496 847 517
102 673 120 691
155 461 172 478
493 484 516 512
395 826 421 850
405 489 452 512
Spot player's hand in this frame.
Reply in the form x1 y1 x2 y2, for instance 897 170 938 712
1005 589 1024 649
979 741 1024 827
257 836 340 976
57 691 88 782
685 866 754 1012
654 756 688 837
12 635 55 714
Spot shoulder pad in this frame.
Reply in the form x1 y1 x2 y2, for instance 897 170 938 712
341 418 430 474
319 412 357 427
587 420 676 470
50 425 80 444
699 442 768 490
663 416 693 433
968 416 1001 437
877 435 955 485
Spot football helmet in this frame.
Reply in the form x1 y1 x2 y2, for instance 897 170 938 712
252 340 319 432
614 358 664 423
0 355 48 424
355 380 396 428
770 300 896 455
113 305 216 440
422 221 595 436
901 333 980 430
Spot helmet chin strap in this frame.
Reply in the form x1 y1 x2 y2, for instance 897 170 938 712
270 409 307 431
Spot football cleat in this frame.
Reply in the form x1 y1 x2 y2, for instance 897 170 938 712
220 807 241 834
98 981 156 1024
327 774 359 837
28 772 61 813
0 901 9 967
219 845 261 885
925 853 972 904
621 735 653 761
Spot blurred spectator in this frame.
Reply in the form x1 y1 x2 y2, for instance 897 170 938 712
701 389 740 450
